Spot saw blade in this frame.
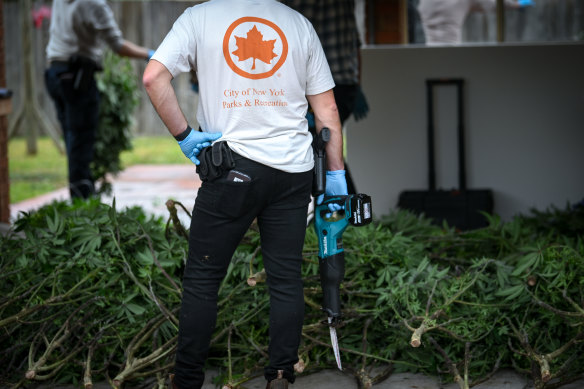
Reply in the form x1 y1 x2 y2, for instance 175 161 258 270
328 317 342 370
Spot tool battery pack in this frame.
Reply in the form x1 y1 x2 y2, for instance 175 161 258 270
349 194 372 227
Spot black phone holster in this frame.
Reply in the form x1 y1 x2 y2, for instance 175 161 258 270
196 141 235 182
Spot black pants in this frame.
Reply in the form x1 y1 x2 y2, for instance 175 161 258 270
45 62 100 199
174 153 312 388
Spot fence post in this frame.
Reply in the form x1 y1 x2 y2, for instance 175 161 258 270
496 0 506 42
1 0 11 222
7 0 63 155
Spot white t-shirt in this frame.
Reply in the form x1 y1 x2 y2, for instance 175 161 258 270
46 0 124 65
152 0 334 173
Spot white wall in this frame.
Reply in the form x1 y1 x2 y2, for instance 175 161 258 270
345 43 584 220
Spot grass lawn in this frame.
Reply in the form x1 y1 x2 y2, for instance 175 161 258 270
8 136 188 203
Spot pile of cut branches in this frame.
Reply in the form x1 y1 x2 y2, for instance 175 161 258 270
1 200 583 389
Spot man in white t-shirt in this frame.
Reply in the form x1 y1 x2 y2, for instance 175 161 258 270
143 1 346 388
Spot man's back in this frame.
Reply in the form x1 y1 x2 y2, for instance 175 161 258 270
152 0 334 172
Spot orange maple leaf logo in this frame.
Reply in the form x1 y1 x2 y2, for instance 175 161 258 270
232 25 277 70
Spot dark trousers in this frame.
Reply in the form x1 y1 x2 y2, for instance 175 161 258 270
45 62 100 199
174 153 312 388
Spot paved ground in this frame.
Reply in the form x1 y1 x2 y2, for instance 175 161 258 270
5 165 584 388
229 368 584 389
201 368 529 389
14 368 584 389
9 164 200 226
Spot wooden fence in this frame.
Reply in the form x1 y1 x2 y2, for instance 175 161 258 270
4 1 201 138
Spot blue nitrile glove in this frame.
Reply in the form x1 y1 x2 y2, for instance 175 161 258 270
353 85 369 121
147 49 155 61
518 0 534 6
317 170 348 216
178 129 222 165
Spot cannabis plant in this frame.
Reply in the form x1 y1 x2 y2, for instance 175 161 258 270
92 52 139 195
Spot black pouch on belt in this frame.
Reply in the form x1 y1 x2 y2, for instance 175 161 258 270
196 141 235 182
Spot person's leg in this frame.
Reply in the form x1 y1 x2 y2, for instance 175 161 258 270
260 169 312 384
44 67 67 130
60 73 100 199
174 155 269 389
44 66 70 161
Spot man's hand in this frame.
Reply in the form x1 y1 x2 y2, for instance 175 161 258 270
317 170 348 214
178 129 222 165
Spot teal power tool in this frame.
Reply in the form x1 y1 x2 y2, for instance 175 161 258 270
311 126 372 369
314 193 372 370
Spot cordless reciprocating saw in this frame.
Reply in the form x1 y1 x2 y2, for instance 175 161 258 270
315 193 372 317
315 194 372 369
312 127 373 370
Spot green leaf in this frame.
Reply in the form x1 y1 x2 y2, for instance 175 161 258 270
511 252 539 276
136 248 155 266
126 303 146 316
495 284 525 301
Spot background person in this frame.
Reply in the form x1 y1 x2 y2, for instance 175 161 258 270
282 0 368 194
45 0 154 199
418 0 534 44
142 0 347 388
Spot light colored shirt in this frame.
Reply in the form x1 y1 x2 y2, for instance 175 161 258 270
46 0 124 64
152 0 335 173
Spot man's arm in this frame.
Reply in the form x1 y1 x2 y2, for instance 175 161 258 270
116 40 151 60
91 2 152 60
307 90 344 171
143 60 222 165
142 60 189 137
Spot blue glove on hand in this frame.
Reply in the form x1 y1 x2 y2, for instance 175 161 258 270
317 170 348 215
178 129 222 165
518 0 534 6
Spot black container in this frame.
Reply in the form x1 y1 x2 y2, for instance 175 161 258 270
398 79 493 230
